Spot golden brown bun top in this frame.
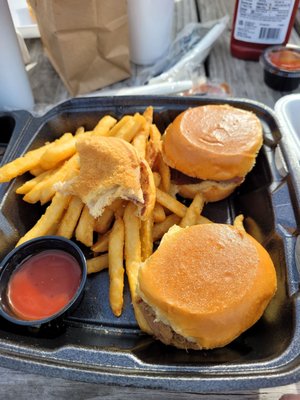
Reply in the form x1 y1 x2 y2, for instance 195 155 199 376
59 135 143 217
162 105 263 181
137 224 277 349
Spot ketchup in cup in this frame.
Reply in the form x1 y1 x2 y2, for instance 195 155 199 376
260 45 300 91
7 249 82 321
268 48 300 71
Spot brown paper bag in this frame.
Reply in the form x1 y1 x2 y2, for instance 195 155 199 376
29 0 131 96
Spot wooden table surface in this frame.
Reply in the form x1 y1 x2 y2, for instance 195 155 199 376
1 0 300 399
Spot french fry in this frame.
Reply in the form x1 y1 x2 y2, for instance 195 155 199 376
132 128 149 159
91 230 110 253
123 202 152 334
92 115 117 136
107 115 132 137
139 159 156 221
157 154 171 193
156 188 187 218
75 126 85 136
123 202 141 290
153 202 166 223
113 202 127 219
39 133 76 170
94 207 114 234
180 193 205 228
115 113 145 142
153 172 161 187
16 193 71 246
0 144 51 183
29 166 46 176
75 205 95 247
108 218 125 317
149 123 161 146
143 106 153 124
153 213 181 242
16 168 56 195
146 124 162 168
23 177 52 204
87 254 108 274
0 132 76 183
56 195 84 239
234 214 245 231
106 199 126 219
23 153 79 205
132 108 152 158
141 216 153 261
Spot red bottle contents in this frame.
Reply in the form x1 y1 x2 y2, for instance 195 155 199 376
230 0 300 61
7 250 82 321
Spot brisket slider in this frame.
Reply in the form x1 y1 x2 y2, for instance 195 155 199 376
162 104 263 202
136 223 277 350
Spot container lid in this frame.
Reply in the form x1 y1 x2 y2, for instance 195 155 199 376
275 93 300 150
260 45 300 78
275 94 300 321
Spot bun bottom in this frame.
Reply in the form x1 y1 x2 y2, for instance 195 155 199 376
173 179 243 202
137 298 201 349
137 224 277 350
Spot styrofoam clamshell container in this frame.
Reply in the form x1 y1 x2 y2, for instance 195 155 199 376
0 96 300 392
275 93 300 152
275 93 300 303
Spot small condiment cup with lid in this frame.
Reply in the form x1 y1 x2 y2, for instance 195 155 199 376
260 45 300 91
0 236 87 331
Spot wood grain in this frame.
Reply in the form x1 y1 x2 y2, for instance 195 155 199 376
26 0 199 111
197 0 300 108
0 364 299 400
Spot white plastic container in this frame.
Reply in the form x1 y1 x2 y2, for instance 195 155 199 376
275 94 300 150
0 0 34 110
275 94 300 274
127 0 174 65
7 0 40 39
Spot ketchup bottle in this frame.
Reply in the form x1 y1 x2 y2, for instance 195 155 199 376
230 0 300 61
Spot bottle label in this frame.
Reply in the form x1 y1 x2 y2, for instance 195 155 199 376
234 0 296 44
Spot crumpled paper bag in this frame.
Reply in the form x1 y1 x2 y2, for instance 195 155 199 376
29 0 131 96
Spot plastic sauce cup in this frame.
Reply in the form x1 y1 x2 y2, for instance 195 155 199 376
260 45 300 91
0 236 87 329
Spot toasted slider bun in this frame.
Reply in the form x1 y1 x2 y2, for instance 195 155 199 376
162 105 263 201
170 179 240 203
137 223 277 350
58 135 144 218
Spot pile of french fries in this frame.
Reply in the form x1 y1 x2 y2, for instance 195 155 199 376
0 106 244 324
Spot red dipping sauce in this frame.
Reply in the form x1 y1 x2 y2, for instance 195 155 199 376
268 49 300 71
7 250 82 321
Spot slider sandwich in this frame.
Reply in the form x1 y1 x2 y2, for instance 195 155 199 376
57 135 155 219
136 223 277 350
162 104 263 201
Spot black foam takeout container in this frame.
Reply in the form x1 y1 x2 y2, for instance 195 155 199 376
0 96 300 392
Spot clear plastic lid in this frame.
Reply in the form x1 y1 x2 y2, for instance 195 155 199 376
260 45 300 78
